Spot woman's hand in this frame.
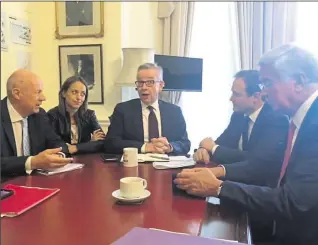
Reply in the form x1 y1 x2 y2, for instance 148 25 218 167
91 129 105 141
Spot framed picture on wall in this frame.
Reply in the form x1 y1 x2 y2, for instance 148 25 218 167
55 2 104 39
58 44 104 104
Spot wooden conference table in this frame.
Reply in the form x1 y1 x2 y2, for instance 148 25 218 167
1 153 251 245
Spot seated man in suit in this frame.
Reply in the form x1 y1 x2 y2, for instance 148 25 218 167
105 63 190 155
1 69 73 178
175 44 318 245
194 70 288 165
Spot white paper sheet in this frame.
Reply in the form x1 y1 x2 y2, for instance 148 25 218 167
37 163 84 176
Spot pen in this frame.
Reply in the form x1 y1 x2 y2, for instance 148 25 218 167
148 155 169 161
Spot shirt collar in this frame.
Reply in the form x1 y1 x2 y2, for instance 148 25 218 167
292 89 318 129
249 104 264 123
7 99 25 123
141 100 159 111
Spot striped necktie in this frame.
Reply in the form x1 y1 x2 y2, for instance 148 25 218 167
22 118 30 156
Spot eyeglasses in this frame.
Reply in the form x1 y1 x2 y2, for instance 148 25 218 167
259 79 275 89
135 80 159 87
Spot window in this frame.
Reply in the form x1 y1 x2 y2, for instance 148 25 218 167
180 2 239 152
295 2 318 56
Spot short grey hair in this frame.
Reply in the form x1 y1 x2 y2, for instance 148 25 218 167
137 63 163 81
259 44 318 83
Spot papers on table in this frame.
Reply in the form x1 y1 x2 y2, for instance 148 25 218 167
36 163 84 176
120 154 169 163
152 156 195 170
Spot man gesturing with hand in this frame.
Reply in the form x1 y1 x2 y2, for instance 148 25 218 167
1 69 72 177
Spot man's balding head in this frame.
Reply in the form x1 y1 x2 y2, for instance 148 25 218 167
7 69 46 117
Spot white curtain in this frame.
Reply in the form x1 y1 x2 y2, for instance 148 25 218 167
157 2 194 105
235 2 297 69
180 2 239 152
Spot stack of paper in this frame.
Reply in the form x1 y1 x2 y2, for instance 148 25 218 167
121 154 169 163
153 157 195 170
36 163 84 176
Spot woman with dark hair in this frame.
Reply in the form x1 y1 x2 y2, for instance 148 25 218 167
47 76 105 154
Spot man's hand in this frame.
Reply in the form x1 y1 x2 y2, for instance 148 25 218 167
31 147 73 170
147 137 172 153
145 142 164 153
174 168 223 197
91 129 105 141
67 143 78 154
199 137 216 152
193 148 210 164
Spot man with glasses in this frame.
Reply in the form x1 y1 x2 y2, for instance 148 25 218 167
105 63 190 155
175 44 318 245
194 70 288 168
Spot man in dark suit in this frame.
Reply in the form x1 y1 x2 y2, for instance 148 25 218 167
105 63 190 155
175 44 318 245
194 70 288 166
1 69 73 178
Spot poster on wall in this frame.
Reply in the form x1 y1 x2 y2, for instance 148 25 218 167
1 12 8 51
17 50 31 70
9 16 31 46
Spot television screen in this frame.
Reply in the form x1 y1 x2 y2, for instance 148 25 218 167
154 54 203 92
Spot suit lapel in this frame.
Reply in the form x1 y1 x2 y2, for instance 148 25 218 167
291 98 318 159
27 115 36 155
159 101 168 137
1 98 17 155
248 104 270 148
133 100 144 141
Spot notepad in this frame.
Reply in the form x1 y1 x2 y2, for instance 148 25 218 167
1 184 60 217
110 227 244 245
36 163 84 176
153 158 195 169
120 154 169 163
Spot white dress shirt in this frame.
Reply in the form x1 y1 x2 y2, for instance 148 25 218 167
291 89 318 150
140 100 162 153
7 99 33 173
212 104 264 154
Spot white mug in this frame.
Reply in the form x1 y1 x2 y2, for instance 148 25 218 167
123 148 138 167
120 177 147 199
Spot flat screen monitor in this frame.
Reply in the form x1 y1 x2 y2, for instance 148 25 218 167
154 54 203 92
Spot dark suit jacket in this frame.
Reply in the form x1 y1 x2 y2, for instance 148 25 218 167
213 103 289 166
1 98 68 177
220 98 318 245
105 99 190 155
47 106 104 154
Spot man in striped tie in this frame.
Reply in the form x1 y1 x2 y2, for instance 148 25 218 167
175 44 318 245
1 69 73 177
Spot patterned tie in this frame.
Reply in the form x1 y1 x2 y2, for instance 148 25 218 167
148 106 159 141
241 116 250 151
277 121 296 187
22 118 30 156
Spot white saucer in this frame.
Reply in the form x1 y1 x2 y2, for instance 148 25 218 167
112 189 151 203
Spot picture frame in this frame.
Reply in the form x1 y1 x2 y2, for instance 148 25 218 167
55 2 104 39
58 44 104 105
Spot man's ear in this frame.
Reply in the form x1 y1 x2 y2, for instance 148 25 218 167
159 81 165 91
11 88 21 100
294 73 307 92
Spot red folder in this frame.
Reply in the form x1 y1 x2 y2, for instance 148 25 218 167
1 184 60 217
111 227 247 245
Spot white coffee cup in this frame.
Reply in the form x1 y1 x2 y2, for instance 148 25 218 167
123 148 138 167
119 177 147 199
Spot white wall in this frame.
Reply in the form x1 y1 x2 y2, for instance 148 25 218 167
1 2 163 131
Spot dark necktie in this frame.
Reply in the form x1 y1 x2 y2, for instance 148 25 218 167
242 116 250 151
148 106 159 141
277 121 296 187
